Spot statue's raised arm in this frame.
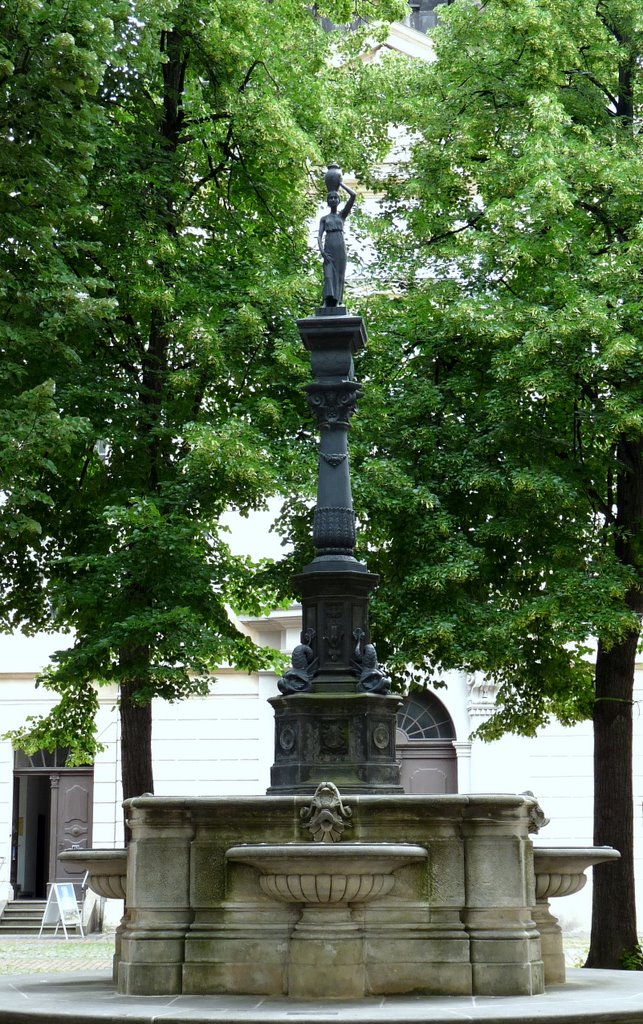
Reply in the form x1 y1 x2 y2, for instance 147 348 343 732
318 163 355 310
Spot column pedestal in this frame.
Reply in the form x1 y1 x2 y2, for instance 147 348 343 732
268 311 402 795
268 691 402 794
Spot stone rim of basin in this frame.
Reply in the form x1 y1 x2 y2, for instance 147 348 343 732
60 848 127 865
533 846 620 874
533 846 620 901
226 842 427 869
59 849 127 900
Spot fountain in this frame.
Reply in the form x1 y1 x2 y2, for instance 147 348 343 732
100 166 549 999
27 164 631 1021
63 836 621 996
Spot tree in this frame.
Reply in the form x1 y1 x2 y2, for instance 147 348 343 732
349 0 642 966
0 0 404 808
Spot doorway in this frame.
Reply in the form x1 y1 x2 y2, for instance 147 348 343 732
11 749 93 899
396 691 457 794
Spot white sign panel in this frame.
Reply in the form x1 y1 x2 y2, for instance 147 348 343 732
39 883 84 939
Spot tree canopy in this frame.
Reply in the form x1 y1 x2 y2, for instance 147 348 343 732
0 0 404 793
348 0 642 967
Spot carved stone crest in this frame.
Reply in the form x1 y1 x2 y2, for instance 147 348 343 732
320 719 348 754
300 781 353 843
521 791 551 834
466 675 499 719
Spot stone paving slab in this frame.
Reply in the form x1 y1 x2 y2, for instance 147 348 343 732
0 969 643 1024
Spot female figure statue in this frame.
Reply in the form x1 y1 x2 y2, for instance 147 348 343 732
318 171 356 308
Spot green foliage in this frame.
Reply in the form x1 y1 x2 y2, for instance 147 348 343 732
621 943 643 970
345 0 643 737
4 672 101 766
0 0 399 770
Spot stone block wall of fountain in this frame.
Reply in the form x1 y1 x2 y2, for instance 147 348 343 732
111 787 545 999
61 828 620 999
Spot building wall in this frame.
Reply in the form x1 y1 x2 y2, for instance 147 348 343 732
150 670 275 798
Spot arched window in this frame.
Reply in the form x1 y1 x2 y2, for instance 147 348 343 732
14 747 72 770
397 692 456 741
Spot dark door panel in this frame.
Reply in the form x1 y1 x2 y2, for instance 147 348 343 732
50 772 94 894
397 742 457 794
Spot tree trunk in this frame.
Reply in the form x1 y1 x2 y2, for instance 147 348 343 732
586 633 638 967
113 28 183 841
119 666 154 843
587 437 642 967
120 677 154 800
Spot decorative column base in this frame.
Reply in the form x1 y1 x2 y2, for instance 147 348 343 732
294 566 379 692
268 692 403 794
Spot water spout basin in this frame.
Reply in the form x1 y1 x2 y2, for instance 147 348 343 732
59 848 127 900
226 842 427 905
533 846 620 900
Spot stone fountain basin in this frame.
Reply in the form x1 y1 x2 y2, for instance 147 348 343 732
533 846 620 899
226 842 427 905
60 849 127 900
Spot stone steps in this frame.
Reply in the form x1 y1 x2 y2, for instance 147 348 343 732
0 899 73 934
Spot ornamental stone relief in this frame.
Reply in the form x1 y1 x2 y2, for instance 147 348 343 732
322 602 345 663
372 723 391 750
300 781 353 843
313 506 355 554
320 452 347 467
320 720 348 755
466 675 499 719
278 725 297 753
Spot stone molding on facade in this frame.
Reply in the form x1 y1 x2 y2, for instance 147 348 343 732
466 674 500 720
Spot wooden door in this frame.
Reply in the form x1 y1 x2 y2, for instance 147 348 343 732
49 772 94 892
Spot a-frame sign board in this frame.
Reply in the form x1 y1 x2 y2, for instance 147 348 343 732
39 882 84 939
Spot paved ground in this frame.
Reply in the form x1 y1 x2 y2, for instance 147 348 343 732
0 933 114 974
0 934 590 976
1 934 641 1024
0 969 642 1024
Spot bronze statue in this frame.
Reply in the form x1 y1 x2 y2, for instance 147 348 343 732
352 628 391 694
318 163 355 308
277 631 317 694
